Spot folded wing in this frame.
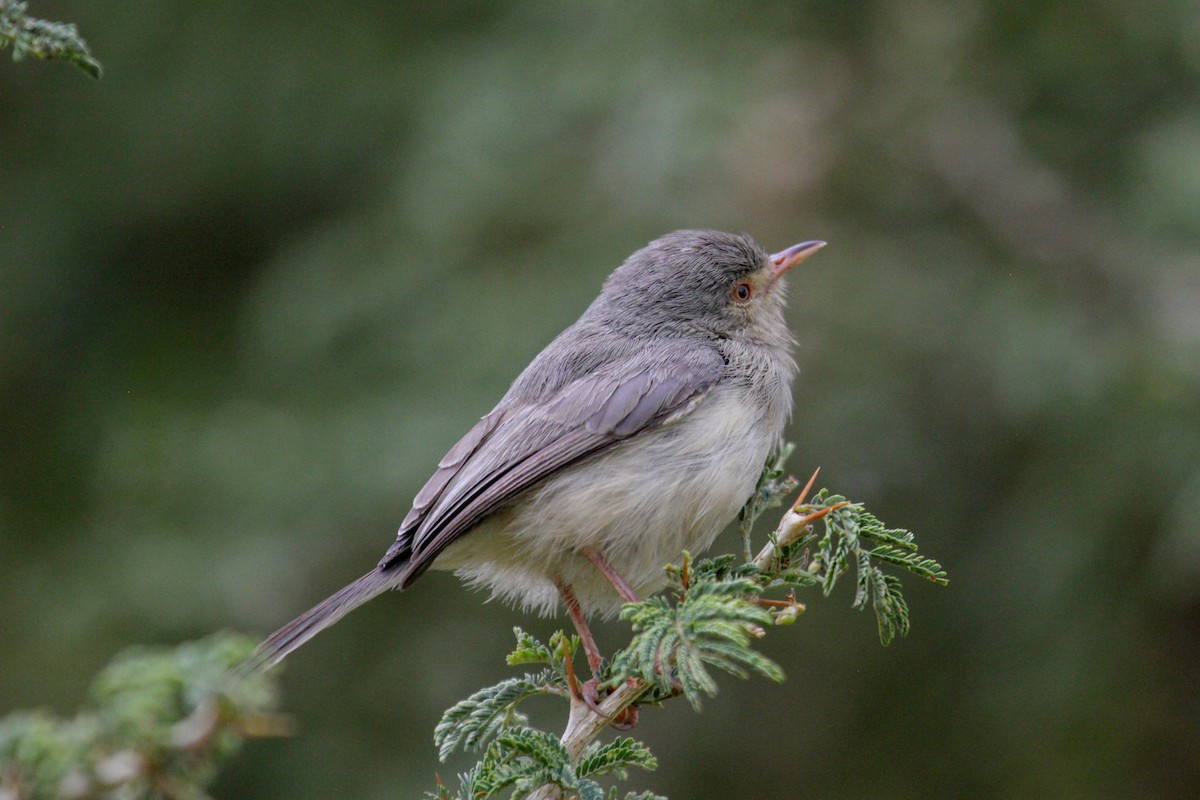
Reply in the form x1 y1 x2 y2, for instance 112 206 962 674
383 345 725 586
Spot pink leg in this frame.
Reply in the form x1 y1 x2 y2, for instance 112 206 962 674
582 547 639 603
555 579 604 674
554 574 641 731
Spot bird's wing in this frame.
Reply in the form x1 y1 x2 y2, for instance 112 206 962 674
383 345 726 586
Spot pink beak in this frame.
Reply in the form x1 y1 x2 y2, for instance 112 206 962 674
769 240 826 279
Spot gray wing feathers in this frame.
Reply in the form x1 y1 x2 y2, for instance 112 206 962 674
395 348 724 583
381 408 505 566
584 372 651 434
398 426 601 585
603 372 700 437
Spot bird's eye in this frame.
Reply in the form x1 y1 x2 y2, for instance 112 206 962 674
731 282 753 302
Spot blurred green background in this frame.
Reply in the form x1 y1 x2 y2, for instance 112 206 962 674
3 1 1198 797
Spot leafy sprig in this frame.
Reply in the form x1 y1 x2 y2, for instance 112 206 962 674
761 489 950 644
435 628 579 761
0 0 101 78
608 566 782 708
431 445 948 799
0 633 285 800
431 630 660 799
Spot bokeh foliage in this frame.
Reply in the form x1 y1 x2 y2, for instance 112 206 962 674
0 634 280 799
0 0 101 78
1 1 1197 798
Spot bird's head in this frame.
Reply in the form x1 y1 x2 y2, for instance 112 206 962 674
597 229 825 343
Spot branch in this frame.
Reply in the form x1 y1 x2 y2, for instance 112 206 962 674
527 681 649 800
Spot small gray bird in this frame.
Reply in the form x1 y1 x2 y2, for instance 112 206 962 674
256 230 824 674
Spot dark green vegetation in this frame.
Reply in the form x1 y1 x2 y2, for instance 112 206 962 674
0 635 281 799
2 2 1197 797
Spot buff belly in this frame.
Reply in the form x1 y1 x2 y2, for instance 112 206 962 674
432 385 780 617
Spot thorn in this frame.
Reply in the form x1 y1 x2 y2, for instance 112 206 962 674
562 637 581 701
753 598 794 608
795 500 850 527
790 467 821 512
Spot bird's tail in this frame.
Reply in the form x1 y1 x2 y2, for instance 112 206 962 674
245 567 401 672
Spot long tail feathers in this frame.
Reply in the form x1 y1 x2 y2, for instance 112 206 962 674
243 568 400 673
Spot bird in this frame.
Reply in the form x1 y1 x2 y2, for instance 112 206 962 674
252 229 824 679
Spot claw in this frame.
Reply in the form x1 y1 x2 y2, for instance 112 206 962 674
580 678 640 730
611 704 638 731
580 678 605 713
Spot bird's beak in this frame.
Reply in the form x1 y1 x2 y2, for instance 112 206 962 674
768 240 826 279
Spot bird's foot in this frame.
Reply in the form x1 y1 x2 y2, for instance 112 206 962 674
580 677 639 731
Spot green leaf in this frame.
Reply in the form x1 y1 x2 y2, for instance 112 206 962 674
496 726 570 770
506 627 553 666
764 485 946 646
610 563 782 710
577 737 658 779
434 672 554 760
464 726 606 800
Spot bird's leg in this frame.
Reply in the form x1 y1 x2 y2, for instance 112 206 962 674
555 579 608 715
553 576 639 730
581 547 639 603
554 578 604 674
553 547 637 679
574 548 643 730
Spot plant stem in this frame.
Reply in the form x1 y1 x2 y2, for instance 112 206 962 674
528 679 648 799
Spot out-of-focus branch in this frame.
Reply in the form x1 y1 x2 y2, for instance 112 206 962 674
0 0 102 77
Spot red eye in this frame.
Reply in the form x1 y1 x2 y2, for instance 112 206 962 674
731 282 752 302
